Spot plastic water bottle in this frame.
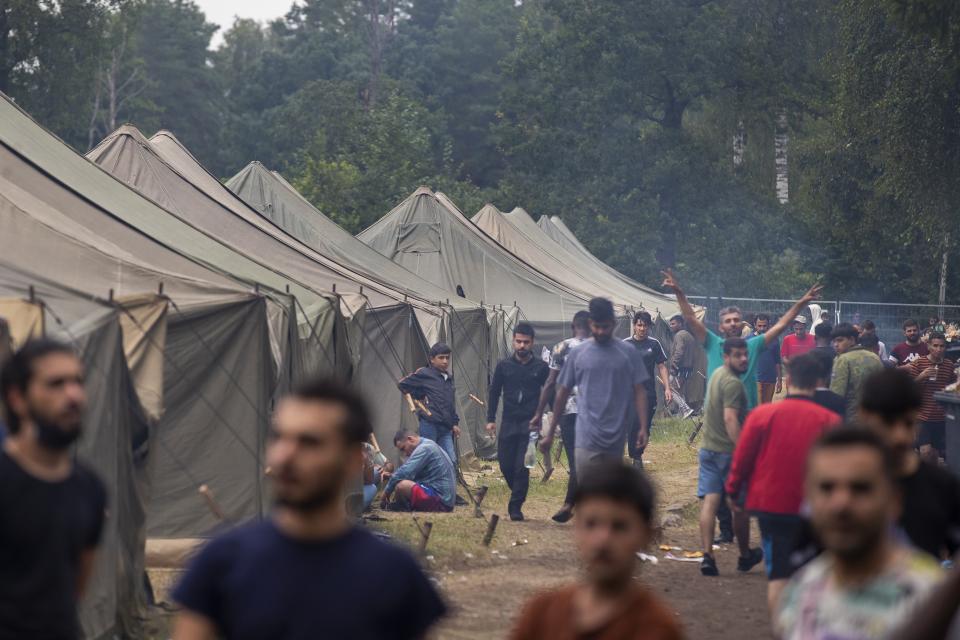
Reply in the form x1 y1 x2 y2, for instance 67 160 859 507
524 432 538 469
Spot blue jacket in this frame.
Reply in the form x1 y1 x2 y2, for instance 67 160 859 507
385 439 455 508
397 366 459 429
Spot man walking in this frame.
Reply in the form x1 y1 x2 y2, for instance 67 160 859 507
382 429 456 513
397 342 460 464
725 354 840 613
486 323 550 521
774 429 943 640
543 298 648 477
0 340 106 639
662 269 822 409
173 379 446 639
532 310 591 523
858 368 960 560
891 319 928 368
509 464 683 640
697 337 763 577
780 316 815 367
623 311 671 467
830 323 884 420
754 314 782 404
668 314 698 409
908 331 955 464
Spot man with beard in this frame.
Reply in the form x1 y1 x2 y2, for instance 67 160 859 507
173 379 446 640
661 269 822 410
542 298 649 478
485 323 549 521
0 340 105 639
858 369 960 560
623 311 671 468
509 463 684 640
667 314 697 413
774 428 943 640
891 319 928 368
780 316 815 368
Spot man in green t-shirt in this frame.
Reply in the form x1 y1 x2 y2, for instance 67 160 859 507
661 269 823 410
697 337 763 577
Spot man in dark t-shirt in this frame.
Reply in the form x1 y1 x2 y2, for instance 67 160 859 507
173 379 446 640
0 340 106 639
623 311 670 468
859 369 960 559
891 319 929 368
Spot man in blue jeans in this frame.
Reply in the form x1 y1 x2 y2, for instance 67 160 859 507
397 343 460 465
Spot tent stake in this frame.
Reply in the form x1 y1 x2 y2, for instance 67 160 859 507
473 486 488 518
413 517 433 555
198 485 225 521
28 285 35 303
482 514 500 546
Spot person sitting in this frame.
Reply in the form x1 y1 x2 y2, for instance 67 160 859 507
380 430 455 512
362 442 393 512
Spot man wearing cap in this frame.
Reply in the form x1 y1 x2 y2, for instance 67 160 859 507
780 316 815 368
398 343 460 465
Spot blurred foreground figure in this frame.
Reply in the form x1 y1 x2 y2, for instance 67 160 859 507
774 428 942 640
0 340 105 639
173 379 446 640
509 463 684 640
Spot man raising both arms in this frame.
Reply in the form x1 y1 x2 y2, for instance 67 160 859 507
662 269 822 410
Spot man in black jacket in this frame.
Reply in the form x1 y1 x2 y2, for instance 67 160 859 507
486 323 550 521
398 343 460 465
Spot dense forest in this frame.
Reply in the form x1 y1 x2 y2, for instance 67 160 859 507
3 0 958 301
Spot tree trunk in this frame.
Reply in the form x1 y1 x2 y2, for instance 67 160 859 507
775 110 789 203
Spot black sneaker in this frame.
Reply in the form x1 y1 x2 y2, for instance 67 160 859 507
551 507 573 523
714 533 734 545
737 547 764 573
509 511 525 522
455 494 468 506
700 553 719 576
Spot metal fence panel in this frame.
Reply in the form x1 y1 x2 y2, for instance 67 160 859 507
688 296 836 334
836 301 960 350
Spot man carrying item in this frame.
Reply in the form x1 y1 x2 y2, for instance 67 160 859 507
662 268 822 409
891 319 928 368
509 463 684 640
173 380 447 639
397 342 460 464
754 314 782 404
725 354 840 614
697 337 763 577
668 313 698 411
543 298 649 478
623 311 671 468
780 316 815 367
486 322 550 521
533 310 591 524
830 323 884 420
0 340 106 639
381 429 456 513
908 331 955 464
774 428 943 640
859 368 960 560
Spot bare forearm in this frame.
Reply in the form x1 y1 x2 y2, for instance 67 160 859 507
676 290 706 343
658 363 669 390
549 387 572 435
534 370 559 418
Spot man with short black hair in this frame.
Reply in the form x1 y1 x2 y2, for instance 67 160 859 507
861 320 889 362
726 354 840 613
398 342 460 464
809 349 846 417
623 311 670 467
173 379 447 639
698 337 762 576
382 429 456 513
0 340 106 639
812 322 835 368
509 463 683 640
543 298 649 477
908 331 955 464
830 323 884 420
486 322 550 521
891 319 928 368
668 313 697 409
774 428 943 640
859 368 960 560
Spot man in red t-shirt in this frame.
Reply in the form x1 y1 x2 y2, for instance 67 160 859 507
726 353 840 616
780 316 815 366
892 319 929 368
908 331 956 464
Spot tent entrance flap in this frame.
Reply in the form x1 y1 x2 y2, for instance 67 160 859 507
0 298 44 345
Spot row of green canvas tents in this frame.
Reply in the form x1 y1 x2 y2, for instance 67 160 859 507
0 88 684 638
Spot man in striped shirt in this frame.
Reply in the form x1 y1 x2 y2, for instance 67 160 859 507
908 331 956 464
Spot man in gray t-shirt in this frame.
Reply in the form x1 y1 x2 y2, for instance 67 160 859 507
544 298 649 478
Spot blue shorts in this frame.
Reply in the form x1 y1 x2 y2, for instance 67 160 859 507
697 449 733 498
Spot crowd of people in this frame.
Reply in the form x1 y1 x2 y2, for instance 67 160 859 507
2 268 960 639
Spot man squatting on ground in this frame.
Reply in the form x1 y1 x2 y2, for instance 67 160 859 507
381 429 456 513
397 342 460 465
485 322 549 521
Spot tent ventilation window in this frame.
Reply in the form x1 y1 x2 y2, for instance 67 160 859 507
397 222 441 254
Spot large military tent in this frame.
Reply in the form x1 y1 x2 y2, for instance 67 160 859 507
225 162 499 457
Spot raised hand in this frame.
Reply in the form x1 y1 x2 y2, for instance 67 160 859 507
801 283 824 303
661 269 681 293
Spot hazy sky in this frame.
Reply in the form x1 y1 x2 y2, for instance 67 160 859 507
196 0 292 47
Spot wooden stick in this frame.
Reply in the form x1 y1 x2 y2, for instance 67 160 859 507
413 517 434 554
413 399 433 416
482 514 500 546
369 433 382 453
198 485 225 521
473 485 488 518
404 393 417 413
468 393 486 406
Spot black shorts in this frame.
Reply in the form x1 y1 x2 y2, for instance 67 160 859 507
757 514 805 581
918 421 946 452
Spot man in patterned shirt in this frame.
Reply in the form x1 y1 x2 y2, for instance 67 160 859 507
830 323 884 421
531 310 591 523
908 331 956 464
